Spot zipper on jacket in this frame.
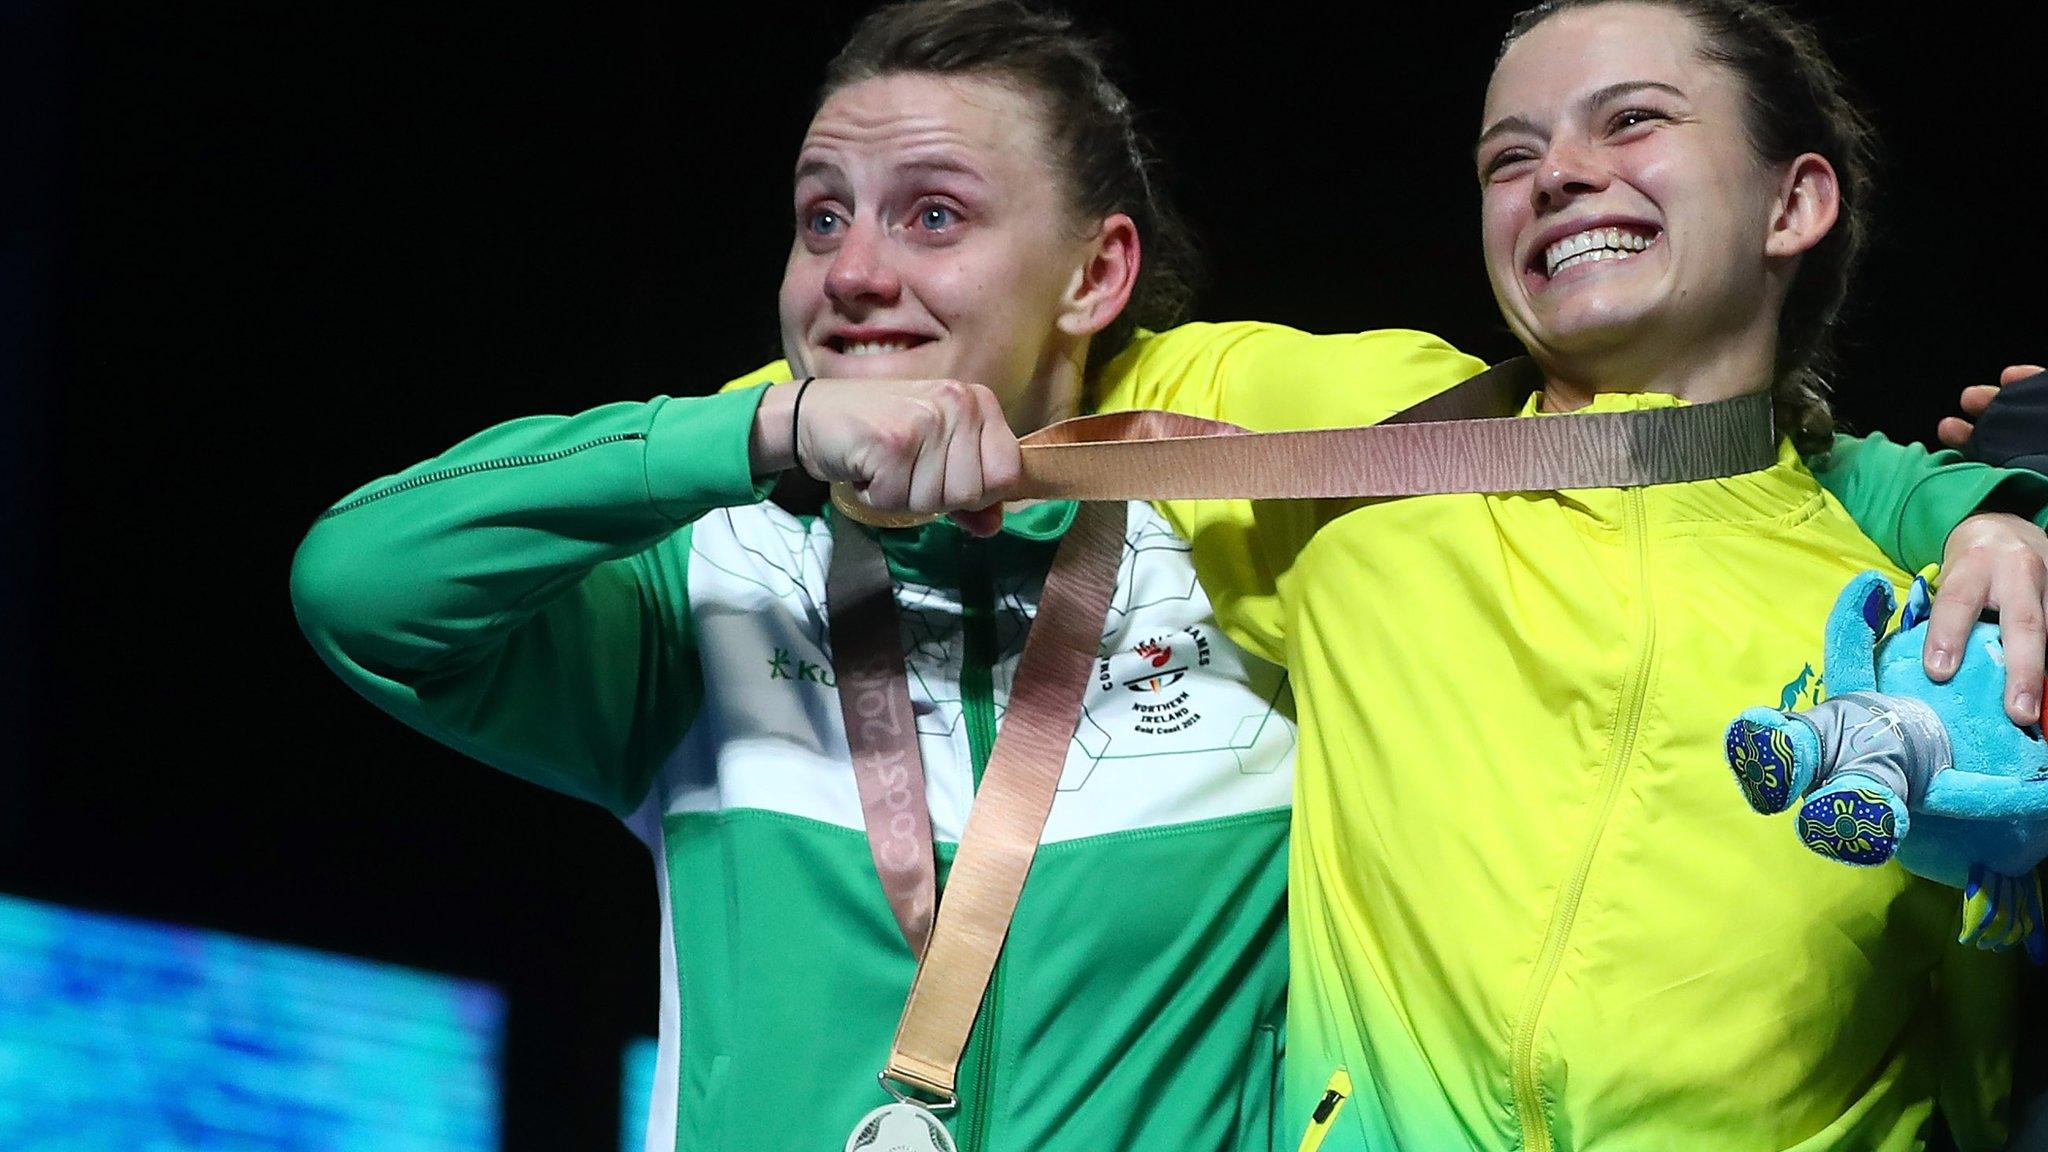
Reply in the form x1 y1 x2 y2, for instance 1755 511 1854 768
961 537 1000 785
958 534 1002 1152
317 432 646 519
1509 488 1658 1152
1295 1068 1352 1152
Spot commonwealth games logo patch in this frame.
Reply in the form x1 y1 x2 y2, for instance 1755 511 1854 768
1095 628 1215 735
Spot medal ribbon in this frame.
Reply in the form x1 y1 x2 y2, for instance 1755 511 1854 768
830 501 1126 1102
827 359 1779 1105
828 519 941 956
833 358 1778 527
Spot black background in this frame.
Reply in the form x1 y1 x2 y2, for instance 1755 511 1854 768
10 1 2048 1147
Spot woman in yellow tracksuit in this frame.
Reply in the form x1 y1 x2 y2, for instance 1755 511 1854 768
1091 1 2042 1149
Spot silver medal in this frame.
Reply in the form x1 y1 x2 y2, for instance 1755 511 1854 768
844 1102 957 1152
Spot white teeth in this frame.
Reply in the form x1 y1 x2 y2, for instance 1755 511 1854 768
842 339 915 356
1552 248 1621 276
1543 227 1656 277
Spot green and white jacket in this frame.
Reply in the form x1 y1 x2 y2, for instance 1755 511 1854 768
291 384 1297 1152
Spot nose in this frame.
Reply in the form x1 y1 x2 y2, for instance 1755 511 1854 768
1531 140 1610 213
823 218 901 310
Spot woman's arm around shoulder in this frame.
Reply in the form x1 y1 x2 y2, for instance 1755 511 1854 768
1811 431 2048 725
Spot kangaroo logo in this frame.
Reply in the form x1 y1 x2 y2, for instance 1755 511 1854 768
1779 663 1824 711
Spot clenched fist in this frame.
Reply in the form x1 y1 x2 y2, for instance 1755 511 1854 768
750 378 1025 536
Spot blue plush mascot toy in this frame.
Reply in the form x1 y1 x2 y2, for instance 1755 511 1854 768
1725 570 2048 962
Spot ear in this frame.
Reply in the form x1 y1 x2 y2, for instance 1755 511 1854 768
1055 212 1140 339
1764 152 1840 260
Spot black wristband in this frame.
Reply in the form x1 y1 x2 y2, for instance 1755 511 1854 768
790 376 818 479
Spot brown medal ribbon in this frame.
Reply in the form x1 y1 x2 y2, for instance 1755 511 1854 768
829 501 1128 1104
833 359 1779 527
825 360 1778 1108
828 519 941 956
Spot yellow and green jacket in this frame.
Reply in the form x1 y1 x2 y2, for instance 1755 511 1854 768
1098 322 2048 1152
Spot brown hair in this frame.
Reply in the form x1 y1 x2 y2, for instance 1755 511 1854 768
823 0 1198 373
1502 0 1878 455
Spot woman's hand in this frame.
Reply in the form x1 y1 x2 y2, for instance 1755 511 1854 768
750 377 1023 536
1938 364 2040 451
1925 511 2048 725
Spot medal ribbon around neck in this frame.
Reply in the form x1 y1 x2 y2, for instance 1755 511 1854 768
828 501 1127 1105
823 357 1778 1113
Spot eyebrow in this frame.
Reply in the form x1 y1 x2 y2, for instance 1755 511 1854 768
1473 115 1541 160
793 157 841 184
1473 80 1689 158
792 152 988 185
898 156 988 184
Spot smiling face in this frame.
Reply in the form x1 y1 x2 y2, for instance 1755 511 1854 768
1477 3 1814 389
779 72 1121 430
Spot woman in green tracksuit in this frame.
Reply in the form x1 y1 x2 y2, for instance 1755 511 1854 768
291 2 2048 1149
296 9 1295 1147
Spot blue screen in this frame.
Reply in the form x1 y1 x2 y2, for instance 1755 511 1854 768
620 1036 657 1151
0 892 504 1151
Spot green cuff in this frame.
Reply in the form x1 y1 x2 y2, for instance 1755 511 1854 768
643 383 780 523
1899 463 2048 572
1998 473 2048 532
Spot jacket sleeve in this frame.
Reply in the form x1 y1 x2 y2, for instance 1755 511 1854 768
1808 432 2048 574
290 385 779 816
1092 321 1488 664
